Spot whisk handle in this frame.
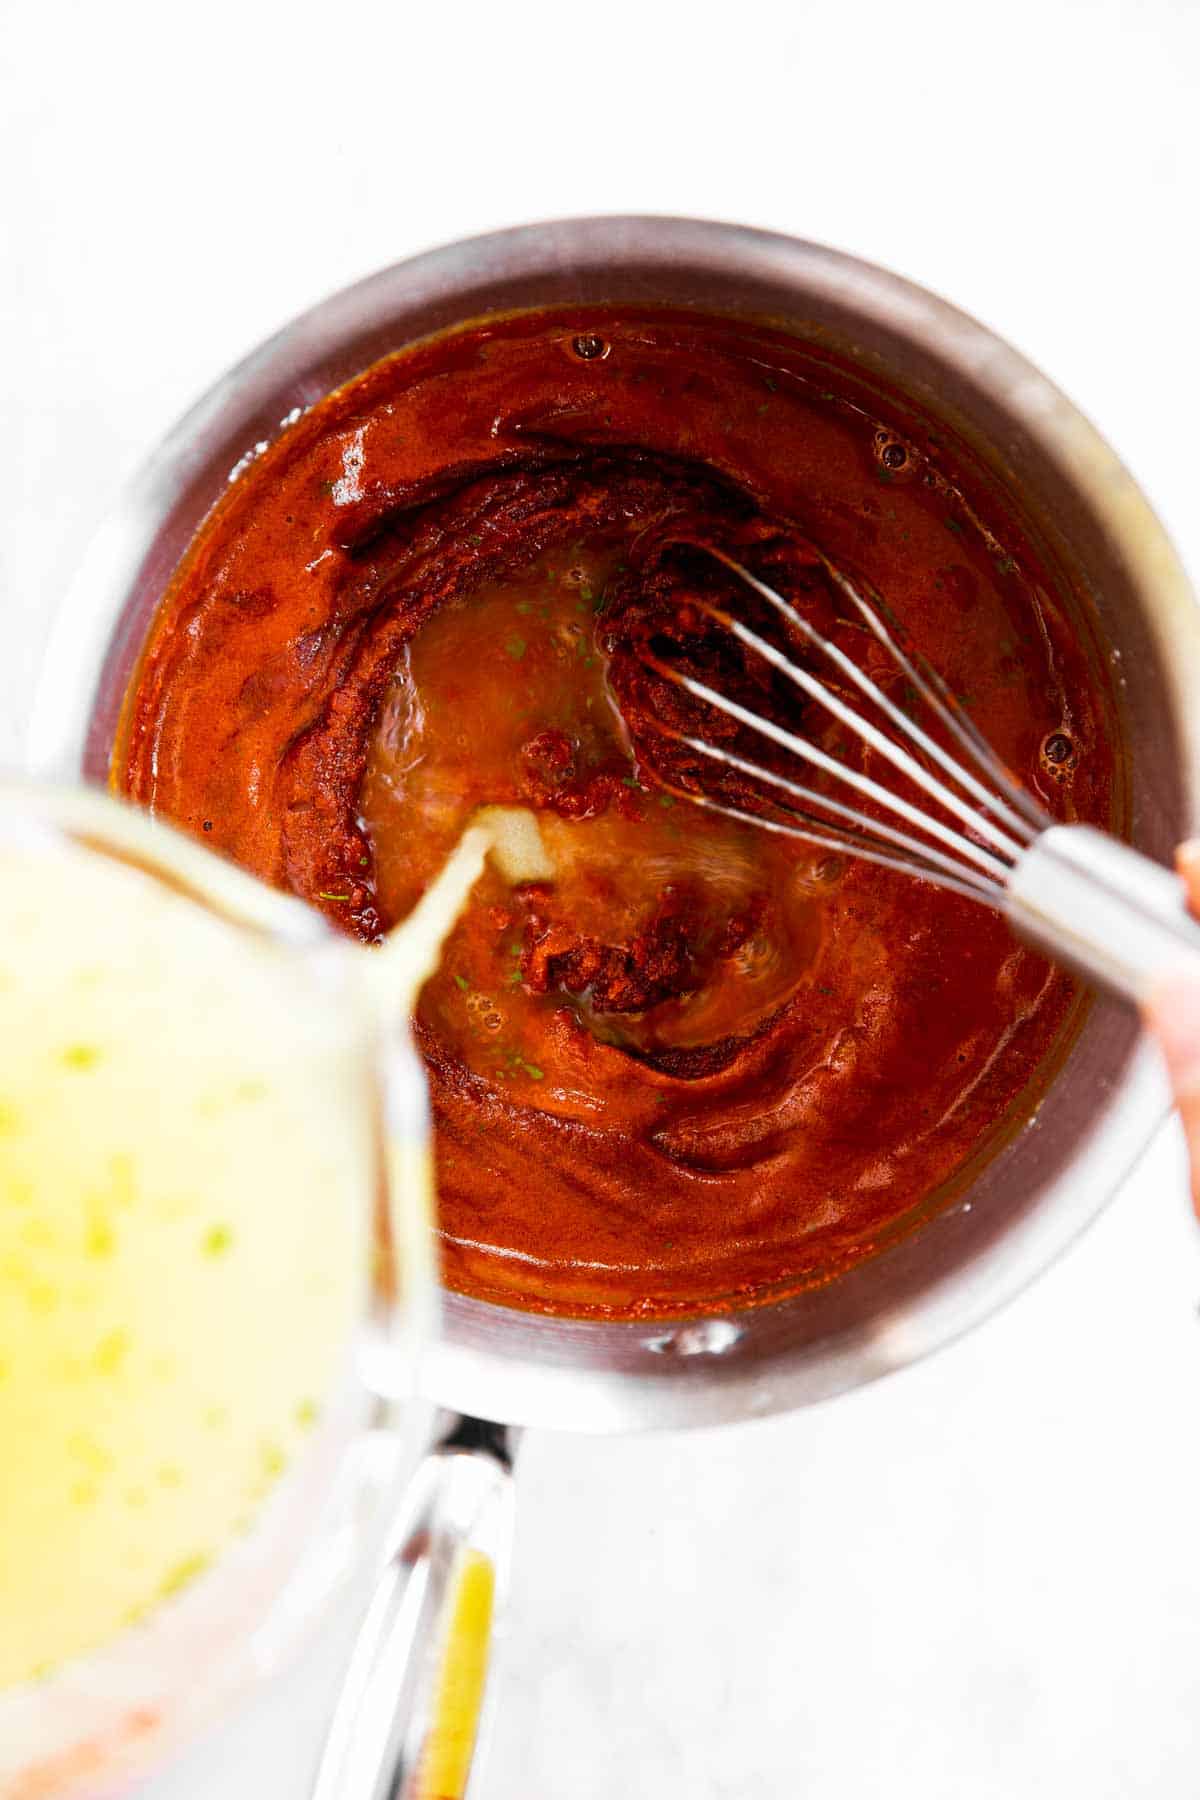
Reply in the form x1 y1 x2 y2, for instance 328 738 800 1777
1006 824 1200 1007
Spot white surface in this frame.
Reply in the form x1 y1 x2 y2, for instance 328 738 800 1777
3 0 1200 1794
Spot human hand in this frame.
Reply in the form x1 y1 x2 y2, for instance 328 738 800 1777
1144 841 1200 1218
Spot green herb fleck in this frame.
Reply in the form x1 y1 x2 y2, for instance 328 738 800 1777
202 1222 233 1258
85 1216 115 1259
945 517 963 534
158 1552 211 1601
659 794 675 808
520 1062 544 1081
621 775 642 790
505 635 527 661
260 1441 288 1479
93 1328 130 1374
454 974 470 991
468 534 484 547
995 556 1017 575
318 891 351 902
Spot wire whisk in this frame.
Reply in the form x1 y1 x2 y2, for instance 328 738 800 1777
637 548 1200 1007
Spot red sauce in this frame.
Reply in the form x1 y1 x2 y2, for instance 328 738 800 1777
116 308 1116 1318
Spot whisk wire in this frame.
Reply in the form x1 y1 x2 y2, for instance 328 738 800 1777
661 781 1003 906
635 549 1057 901
707 551 1039 855
644 650 1012 886
671 729 1007 900
812 554 1047 838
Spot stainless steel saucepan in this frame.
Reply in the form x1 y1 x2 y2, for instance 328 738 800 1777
31 218 1200 1798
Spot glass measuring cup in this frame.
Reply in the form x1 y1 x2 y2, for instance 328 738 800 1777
0 781 442 1798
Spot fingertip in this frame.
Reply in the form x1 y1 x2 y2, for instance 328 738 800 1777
1176 838 1200 895
1145 972 1200 1093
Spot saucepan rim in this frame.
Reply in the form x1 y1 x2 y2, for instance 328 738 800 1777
27 215 1200 1430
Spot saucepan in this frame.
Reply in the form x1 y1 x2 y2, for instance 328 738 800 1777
28 218 1200 1795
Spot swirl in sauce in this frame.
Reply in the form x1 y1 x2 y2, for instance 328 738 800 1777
117 309 1117 1317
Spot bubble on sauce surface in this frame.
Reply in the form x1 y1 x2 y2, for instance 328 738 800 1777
873 427 916 478
1040 730 1079 783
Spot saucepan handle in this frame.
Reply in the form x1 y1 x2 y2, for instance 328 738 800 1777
312 1414 514 1800
1006 824 1200 1008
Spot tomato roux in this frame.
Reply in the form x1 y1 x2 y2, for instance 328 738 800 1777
116 308 1117 1317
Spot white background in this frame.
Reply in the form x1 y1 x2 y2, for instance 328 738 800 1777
3 1 1200 1794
